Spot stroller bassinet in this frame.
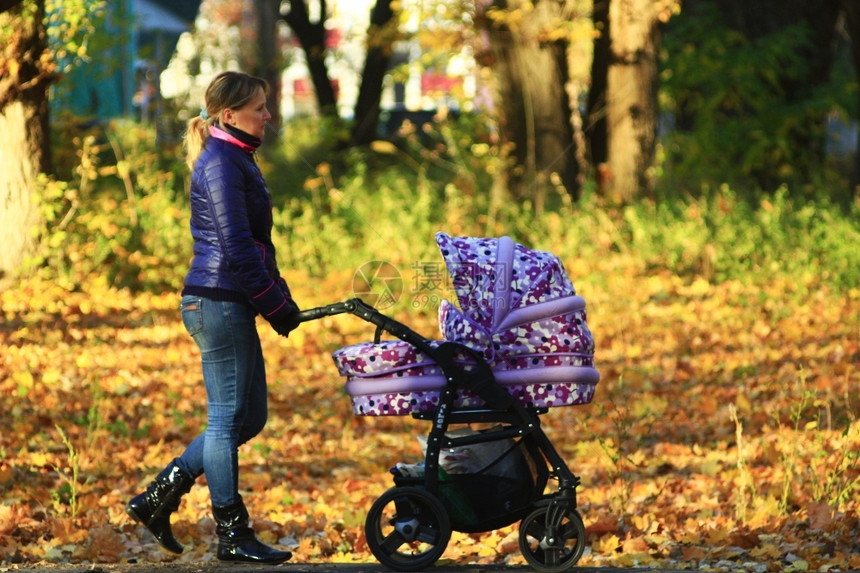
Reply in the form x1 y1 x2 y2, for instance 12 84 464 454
296 233 599 573
333 232 599 416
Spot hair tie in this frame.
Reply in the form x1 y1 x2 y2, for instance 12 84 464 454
200 108 210 120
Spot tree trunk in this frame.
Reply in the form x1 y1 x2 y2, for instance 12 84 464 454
256 0 282 141
482 0 579 205
349 0 395 146
587 0 610 180
605 0 660 202
281 0 338 117
0 0 51 280
841 0 860 197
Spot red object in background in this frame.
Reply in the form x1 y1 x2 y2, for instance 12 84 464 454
421 72 460 94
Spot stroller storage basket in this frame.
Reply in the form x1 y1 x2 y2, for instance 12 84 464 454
393 435 549 533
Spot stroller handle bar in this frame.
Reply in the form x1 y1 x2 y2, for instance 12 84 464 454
295 298 433 351
294 300 361 322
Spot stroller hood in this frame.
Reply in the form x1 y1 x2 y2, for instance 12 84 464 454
435 232 595 364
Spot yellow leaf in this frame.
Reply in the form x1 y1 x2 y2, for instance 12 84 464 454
622 536 650 553
749 495 781 527
593 534 620 554
28 451 51 468
370 140 398 154
751 544 782 559
13 370 34 396
42 367 61 385
705 527 729 544
735 391 751 413
75 351 91 369
699 459 722 476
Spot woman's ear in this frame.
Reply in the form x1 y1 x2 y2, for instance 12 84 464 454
221 108 233 125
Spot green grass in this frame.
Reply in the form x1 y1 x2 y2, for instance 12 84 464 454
26 119 860 299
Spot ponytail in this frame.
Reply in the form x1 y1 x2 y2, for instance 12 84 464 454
183 115 210 171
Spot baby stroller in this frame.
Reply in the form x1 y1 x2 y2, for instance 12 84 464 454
296 233 599 573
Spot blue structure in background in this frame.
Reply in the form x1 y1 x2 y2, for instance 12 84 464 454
53 0 201 121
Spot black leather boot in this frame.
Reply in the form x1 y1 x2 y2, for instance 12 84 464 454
125 459 196 554
213 497 292 564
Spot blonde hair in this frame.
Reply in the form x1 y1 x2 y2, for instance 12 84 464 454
183 71 270 170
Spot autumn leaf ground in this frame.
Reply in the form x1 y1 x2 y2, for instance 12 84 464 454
0 561 655 573
2 259 859 571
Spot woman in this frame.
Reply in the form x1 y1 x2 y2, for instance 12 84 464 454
126 71 300 564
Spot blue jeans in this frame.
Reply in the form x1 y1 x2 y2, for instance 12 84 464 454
175 295 268 507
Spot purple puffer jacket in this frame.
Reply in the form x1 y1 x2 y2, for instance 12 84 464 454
182 126 297 324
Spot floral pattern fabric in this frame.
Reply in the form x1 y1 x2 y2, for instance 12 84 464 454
332 233 600 416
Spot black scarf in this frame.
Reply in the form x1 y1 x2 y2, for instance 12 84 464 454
222 122 262 150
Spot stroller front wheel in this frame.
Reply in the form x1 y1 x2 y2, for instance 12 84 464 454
518 504 586 573
365 486 452 572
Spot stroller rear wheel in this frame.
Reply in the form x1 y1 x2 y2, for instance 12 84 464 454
518 503 586 573
365 486 452 572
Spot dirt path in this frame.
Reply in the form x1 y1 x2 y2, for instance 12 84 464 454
3 564 675 573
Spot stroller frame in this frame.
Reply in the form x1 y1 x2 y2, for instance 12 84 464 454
300 298 587 572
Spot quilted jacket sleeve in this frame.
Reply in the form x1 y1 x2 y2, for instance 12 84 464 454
198 150 298 323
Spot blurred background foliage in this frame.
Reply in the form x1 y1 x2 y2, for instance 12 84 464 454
26 113 860 308
2 0 858 303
